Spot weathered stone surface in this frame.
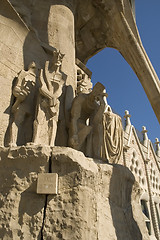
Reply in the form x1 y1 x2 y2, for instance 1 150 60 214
0 145 51 239
0 146 150 239
0 0 47 146
42 147 149 240
4 0 160 124
0 0 160 239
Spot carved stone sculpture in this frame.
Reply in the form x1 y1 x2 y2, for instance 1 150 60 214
69 82 106 154
102 106 123 163
33 50 65 146
9 62 38 147
87 91 123 163
70 84 123 163
75 0 160 124
89 92 108 159
76 59 92 95
0 1 160 239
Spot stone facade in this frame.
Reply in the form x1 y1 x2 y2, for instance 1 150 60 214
0 0 160 240
0 117 159 239
122 111 160 240
0 146 150 240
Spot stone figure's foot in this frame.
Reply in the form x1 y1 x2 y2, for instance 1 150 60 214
26 142 38 146
9 143 17 148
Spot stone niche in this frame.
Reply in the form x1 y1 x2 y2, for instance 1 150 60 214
0 146 149 240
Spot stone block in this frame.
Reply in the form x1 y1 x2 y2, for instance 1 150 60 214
37 173 58 195
42 147 149 240
0 146 150 239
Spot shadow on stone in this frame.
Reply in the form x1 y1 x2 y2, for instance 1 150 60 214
109 164 142 240
18 181 45 225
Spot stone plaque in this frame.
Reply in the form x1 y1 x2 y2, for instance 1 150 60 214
37 173 58 194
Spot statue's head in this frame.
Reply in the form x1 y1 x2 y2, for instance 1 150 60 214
52 50 65 68
77 69 92 94
91 82 106 97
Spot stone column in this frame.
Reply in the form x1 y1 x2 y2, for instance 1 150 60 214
47 1 77 145
144 158 160 240
124 110 132 134
48 1 76 90
142 128 160 239
155 138 160 158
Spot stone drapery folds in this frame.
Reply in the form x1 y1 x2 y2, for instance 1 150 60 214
102 108 123 163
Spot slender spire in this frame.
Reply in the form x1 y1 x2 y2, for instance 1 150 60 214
124 110 131 133
141 126 149 147
155 138 160 158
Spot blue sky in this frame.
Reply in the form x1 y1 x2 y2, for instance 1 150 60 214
86 1 160 143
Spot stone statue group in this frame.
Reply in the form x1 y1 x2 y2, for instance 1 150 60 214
69 82 123 163
8 49 123 164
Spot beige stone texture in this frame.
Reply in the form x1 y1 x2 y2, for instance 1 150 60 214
69 85 123 164
0 145 51 239
0 0 48 147
76 58 92 95
4 0 160 124
0 0 160 239
37 173 58 195
33 51 65 147
42 147 149 240
1 0 158 153
0 146 150 239
9 0 77 123
124 131 148 192
148 150 160 198
123 119 160 239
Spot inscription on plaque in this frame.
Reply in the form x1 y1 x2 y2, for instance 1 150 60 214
37 173 58 194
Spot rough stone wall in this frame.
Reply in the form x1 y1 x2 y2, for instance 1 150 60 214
0 146 50 239
0 146 149 240
0 0 48 146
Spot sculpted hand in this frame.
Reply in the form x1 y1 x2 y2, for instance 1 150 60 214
12 85 30 113
13 85 30 101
